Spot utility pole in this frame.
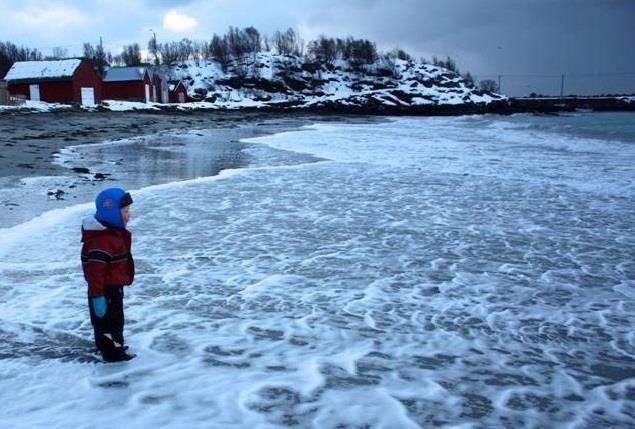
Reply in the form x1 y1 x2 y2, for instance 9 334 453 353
98 36 105 76
150 29 158 65
560 74 565 98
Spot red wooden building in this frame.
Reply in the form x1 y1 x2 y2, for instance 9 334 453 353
4 58 102 106
168 80 188 103
102 67 152 102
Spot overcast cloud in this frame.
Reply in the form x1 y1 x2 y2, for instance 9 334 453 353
1 0 633 95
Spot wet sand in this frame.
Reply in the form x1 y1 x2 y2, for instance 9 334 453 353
0 111 379 228
0 111 310 177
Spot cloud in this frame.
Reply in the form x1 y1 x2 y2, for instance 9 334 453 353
11 3 91 31
162 9 198 32
1 0 632 95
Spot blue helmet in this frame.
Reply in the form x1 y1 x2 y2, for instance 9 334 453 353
95 188 133 229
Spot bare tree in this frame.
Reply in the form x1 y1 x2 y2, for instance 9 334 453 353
376 54 398 77
158 42 179 65
201 41 211 60
462 72 475 87
227 26 248 58
111 54 124 66
148 34 159 65
121 43 142 66
348 39 377 69
433 55 459 73
245 27 261 54
50 47 68 59
336 38 352 60
83 41 109 76
308 35 336 64
479 79 499 92
0 41 43 77
210 34 230 71
180 38 194 61
443 56 458 72
83 43 95 59
391 49 411 61
273 28 302 56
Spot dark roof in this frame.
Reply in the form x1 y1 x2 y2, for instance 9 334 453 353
168 80 185 91
103 67 148 82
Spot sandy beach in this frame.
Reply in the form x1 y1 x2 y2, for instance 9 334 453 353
0 111 301 176
0 111 374 228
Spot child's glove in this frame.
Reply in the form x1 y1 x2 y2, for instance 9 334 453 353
92 296 107 318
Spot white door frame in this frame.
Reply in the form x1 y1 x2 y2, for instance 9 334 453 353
29 84 40 101
144 84 150 103
80 87 95 106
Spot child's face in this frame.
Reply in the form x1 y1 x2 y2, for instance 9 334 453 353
121 206 131 226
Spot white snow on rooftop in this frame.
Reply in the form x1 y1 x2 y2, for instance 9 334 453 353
4 59 82 81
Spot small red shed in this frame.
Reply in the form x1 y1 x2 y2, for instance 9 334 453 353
4 58 102 106
102 67 152 102
168 80 188 103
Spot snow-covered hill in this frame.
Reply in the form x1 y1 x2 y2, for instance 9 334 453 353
168 53 505 112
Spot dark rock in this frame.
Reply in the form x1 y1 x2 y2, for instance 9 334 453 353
390 90 415 104
72 167 90 174
47 189 65 200
281 76 308 92
194 87 208 98
253 95 272 102
301 62 321 73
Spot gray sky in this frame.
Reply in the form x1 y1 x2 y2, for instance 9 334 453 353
1 0 634 95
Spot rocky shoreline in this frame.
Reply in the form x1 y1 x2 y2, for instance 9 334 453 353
2 95 633 117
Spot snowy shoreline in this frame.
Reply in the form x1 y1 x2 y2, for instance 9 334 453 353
2 95 634 118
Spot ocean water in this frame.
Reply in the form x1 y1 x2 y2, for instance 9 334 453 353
0 113 634 428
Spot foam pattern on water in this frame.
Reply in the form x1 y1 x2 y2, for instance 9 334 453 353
1 115 634 428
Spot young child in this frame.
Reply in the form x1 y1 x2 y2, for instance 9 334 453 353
81 187 135 362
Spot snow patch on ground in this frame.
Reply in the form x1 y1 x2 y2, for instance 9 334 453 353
101 100 161 111
0 100 74 112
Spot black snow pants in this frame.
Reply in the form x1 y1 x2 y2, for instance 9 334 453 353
88 286 125 359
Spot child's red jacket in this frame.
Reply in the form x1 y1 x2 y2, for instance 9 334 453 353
81 215 135 297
